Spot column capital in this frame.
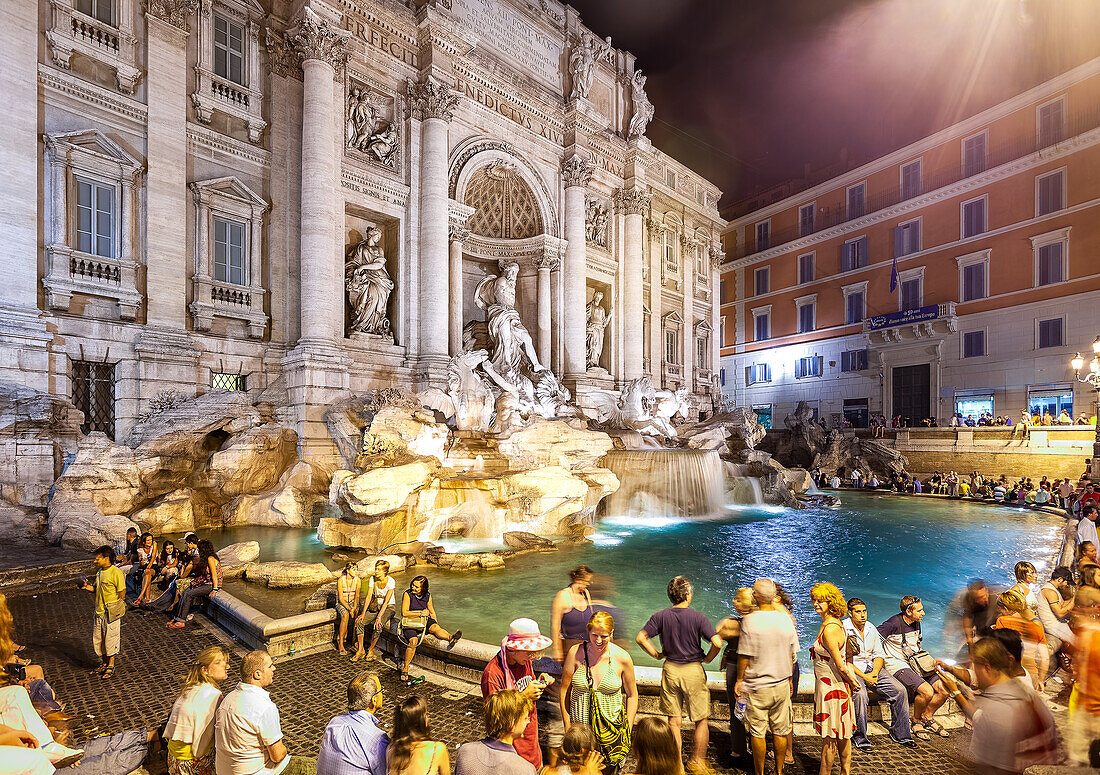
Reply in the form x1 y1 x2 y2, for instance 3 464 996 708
535 251 560 271
709 246 726 270
144 0 198 30
449 224 471 241
265 28 303 80
561 153 595 188
406 78 459 122
290 6 349 70
616 188 650 216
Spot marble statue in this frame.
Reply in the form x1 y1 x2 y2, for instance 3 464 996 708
474 262 544 401
585 291 611 369
585 198 608 247
346 88 373 150
569 34 611 101
446 350 495 432
627 70 654 140
345 226 393 336
586 376 681 438
366 123 398 165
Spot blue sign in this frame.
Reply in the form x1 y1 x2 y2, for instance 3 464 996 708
867 304 939 330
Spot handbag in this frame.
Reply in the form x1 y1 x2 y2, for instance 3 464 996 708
106 598 126 624
401 616 425 630
902 631 936 677
366 580 381 613
583 643 630 766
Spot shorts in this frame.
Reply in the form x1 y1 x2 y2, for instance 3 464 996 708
893 666 939 697
355 607 394 637
335 600 357 618
401 616 436 643
744 681 793 738
659 661 710 722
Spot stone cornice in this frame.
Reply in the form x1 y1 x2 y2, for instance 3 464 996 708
405 78 459 122
145 0 199 30
186 123 271 169
289 7 350 70
616 188 650 215
561 154 594 188
340 168 410 208
724 126 1100 272
39 65 148 130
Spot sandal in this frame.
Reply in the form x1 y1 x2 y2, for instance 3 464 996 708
911 721 932 741
365 652 376 662
167 620 186 629
101 666 114 679
349 652 364 662
337 649 348 655
447 630 462 649
89 664 107 676
400 673 410 683
926 719 950 738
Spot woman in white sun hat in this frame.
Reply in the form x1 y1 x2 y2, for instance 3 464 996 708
481 618 556 770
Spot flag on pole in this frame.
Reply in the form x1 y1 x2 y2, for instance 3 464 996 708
890 254 899 293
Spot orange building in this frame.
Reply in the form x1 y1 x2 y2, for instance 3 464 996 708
719 57 1100 430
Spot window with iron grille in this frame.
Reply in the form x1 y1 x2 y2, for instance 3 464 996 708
841 237 869 272
212 372 247 391
76 178 115 258
841 349 869 372
963 331 986 358
900 160 921 200
1038 243 1064 286
214 15 246 85
1038 101 1065 148
847 184 866 219
963 133 987 177
1038 318 1063 349
1037 171 1064 216
799 204 815 236
795 355 822 379
72 360 115 439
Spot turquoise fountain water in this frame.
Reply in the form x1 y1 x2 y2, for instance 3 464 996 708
200 492 1061 669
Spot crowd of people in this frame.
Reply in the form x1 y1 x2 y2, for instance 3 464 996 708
2 517 1099 775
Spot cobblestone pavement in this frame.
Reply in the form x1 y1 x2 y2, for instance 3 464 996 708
11 587 980 774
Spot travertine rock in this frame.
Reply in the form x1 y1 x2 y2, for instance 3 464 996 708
217 540 260 566
0 502 45 539
495 467 589 529
47 500 139 552
246 561 335 588
474 552 505 569
337 461 435 521
502 531 556 551
198 425 298 497
496 419 615 470
368 406 448 464
316 512 420 553
130 488 203 533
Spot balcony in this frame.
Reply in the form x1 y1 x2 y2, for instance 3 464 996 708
46 0 141 94
190 277 267 338
43 245 141 320
863 302 957 345
662 362 683 389
694 366 713 394
729 107 1100 259
192 68 267 143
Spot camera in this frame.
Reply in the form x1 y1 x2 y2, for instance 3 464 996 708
4 663 26 682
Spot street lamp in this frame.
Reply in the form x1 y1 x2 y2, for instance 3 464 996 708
1070 335 1100 479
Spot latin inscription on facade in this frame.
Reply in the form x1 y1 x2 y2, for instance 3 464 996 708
342 15 419 68
450 0 563 88
455 78 563 144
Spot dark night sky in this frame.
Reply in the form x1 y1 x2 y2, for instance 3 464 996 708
565 0 1100 212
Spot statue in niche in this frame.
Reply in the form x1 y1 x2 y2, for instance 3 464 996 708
345 226 393 337
569 34 612 102
346 86 398 167
473 262 544 402
585 291 611 369
627 70 654 140
585 199 608 247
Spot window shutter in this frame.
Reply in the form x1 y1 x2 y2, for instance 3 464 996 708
841 351 851 372
858 236 869 267
745 366 752 385
893 226 903 258
816 356 824 376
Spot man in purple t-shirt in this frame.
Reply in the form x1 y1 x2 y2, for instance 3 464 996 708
637 575 723 775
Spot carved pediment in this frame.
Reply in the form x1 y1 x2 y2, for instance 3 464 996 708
44 130 142 171
189 176 268 211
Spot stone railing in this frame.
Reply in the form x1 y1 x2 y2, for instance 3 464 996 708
45 0 141 93
694 366 712 393
192 67 267 143
190 275 267 338
662 362 683 389
864 301 957 344
43 245 141 320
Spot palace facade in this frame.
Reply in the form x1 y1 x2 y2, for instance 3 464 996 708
3 0 724 455
719 58 1100 429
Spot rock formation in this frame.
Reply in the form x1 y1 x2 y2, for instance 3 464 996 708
771 400 910 479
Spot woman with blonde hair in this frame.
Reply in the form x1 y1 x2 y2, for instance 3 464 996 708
993 589 1048 688
809 582 856 775
560 611 637 769
387 695 448 775
163 646 230 774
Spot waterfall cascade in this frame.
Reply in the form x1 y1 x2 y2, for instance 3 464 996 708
601 449 728 517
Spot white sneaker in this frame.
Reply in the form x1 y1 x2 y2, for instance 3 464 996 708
41 741 84 766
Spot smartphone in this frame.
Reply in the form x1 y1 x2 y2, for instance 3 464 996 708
4 663 26 682
941 658 957 667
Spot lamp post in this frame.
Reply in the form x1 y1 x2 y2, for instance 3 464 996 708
1070 335 1100 479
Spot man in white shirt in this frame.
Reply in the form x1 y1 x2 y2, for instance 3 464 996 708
216 650 309 775
1077 502 1099 548
842 599 916 751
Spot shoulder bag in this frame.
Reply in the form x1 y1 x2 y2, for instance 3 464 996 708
106 597 126 624
365 579 381 613
400 592 426 630
901 630 936 677
583 644 630 766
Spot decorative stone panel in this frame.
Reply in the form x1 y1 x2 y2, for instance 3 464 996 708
46 0 142 94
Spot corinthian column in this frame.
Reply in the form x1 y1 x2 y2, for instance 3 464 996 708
448 224 469 356
619 188 649 380
292 8 348 344
561 154 594 380
408 78 459 377
535 252 558 368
